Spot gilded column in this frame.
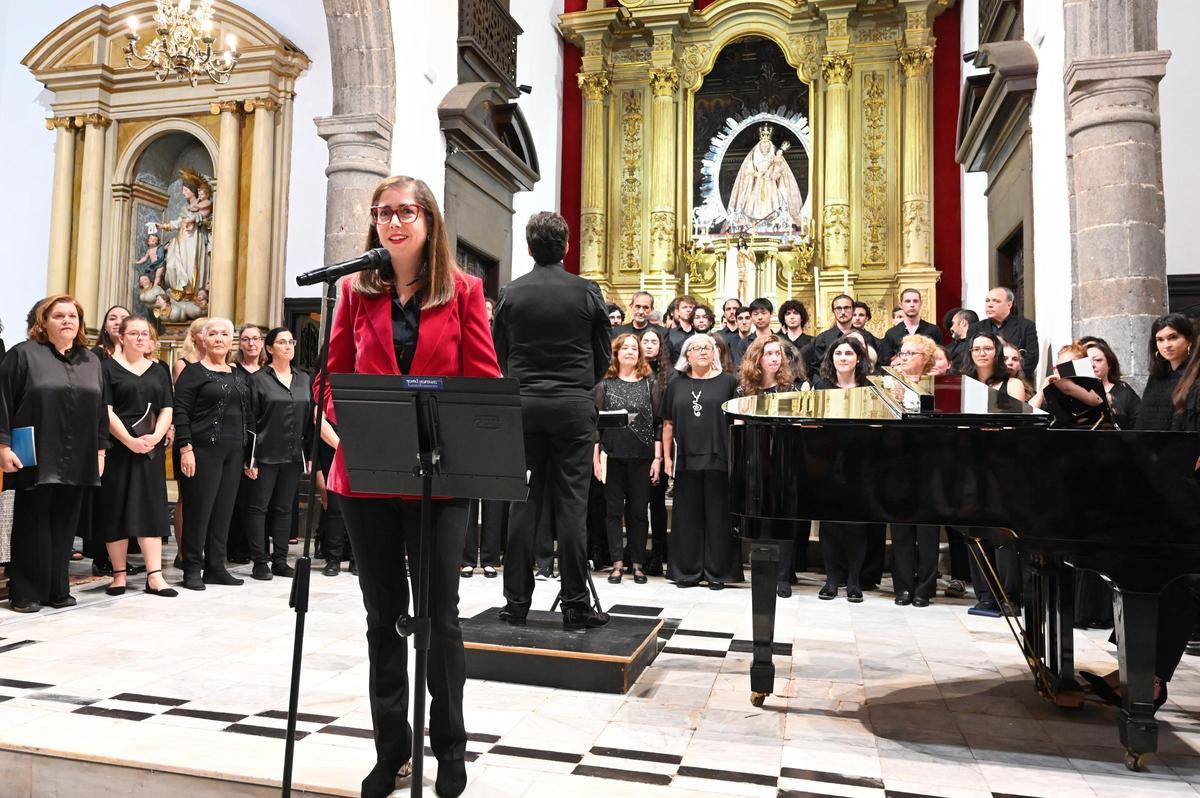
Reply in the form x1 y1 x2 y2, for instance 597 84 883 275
244 97 279 325
900 46 934 270
45 117 77 296
74 113 111 325
209 100 243 319
647 66 679 276
821 54 853 272
578 71 611 281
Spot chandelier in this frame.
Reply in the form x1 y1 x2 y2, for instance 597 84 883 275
125 0 241 86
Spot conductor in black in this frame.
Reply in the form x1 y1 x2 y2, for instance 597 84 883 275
493 212 613 631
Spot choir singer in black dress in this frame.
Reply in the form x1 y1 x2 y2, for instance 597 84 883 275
325 175 500 798
98 316 177 597
0 295 109 612
173 317 251 591
663 333 743 589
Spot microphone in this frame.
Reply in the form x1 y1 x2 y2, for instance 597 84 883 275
296 248 390 287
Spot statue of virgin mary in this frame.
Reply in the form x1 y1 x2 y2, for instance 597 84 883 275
727 124 806 231
151 168 213 301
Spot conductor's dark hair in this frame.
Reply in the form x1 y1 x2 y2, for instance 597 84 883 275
526 212 570 265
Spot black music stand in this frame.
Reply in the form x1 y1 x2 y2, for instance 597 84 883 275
330 374 528 797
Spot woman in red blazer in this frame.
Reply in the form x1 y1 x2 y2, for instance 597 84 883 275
326 175 499 798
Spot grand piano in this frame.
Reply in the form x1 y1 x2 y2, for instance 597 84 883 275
725 372 1200 770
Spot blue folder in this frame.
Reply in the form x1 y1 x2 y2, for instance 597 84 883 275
11 427 35 468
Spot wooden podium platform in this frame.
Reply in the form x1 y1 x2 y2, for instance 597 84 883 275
462 608 662 694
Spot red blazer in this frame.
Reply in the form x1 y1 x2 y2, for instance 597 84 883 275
324 270 501 498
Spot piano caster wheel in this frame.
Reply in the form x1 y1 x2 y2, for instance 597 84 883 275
750 691 768 708
1125 751 1149 772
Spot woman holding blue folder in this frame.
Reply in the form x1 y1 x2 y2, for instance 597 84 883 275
0 295 109 613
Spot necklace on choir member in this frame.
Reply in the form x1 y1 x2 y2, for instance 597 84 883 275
691 389 703 417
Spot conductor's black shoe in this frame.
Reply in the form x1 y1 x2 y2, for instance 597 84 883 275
846 588 864 603
203 570 244 586
818 583 838 600
435 757 467 797
10 601 41 613
563 606 610 631
251 562 272 580
322 560 340 577
361 758 411 798
894 591 912 606
708 581 725 591
912 596 931 608
47 595 77 609
498 607 527 626
271 562 295 578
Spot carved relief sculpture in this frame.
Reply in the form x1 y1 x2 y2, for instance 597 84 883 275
619 90 644 273
861 72 887 265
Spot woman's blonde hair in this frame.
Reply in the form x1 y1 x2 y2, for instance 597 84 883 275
181 317 208 361
354 175 460 310
900 334 938 376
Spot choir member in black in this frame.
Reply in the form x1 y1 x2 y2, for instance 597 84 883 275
878 288 943 364
327 176 499 797
606 303 624 327
961 332 1029 400
808 294 857 374
228 324 266 563
98 316 177 598
662 333 743 589
691 304 716 334
737 335 806 598
594 334 663 586
811 339 871 602
170 316 207 569
85 304 133 573
1002 342 1035 402
849 302 881 356
716 298 742 349
946 308 977 372
665 295 698 360
0 295 109 612
889 335 941 607
612 291 669 344
777 299 812 368
640 328 673 576
94 305 132 359
244 327 313 580
968 287 1039 379
1137 313 1194 431
1030 343 1106 424
173 317 251 591
1085 340 1140 429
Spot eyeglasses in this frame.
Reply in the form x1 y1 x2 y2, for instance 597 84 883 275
832 304 853 312
272 340 296 347
240 336 262 343
897 351 921 358
126 331 151 339
371 204 426 225
971 346 996 354
689 345 713 352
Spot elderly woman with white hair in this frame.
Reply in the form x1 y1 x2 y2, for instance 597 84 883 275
172 316 251 590
661 333 743 589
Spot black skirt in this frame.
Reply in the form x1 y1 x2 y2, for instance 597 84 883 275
97 444 169 541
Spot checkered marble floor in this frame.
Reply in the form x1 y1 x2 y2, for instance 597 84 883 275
4 551 1200 797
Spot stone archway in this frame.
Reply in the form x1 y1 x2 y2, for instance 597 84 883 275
319 0 397 265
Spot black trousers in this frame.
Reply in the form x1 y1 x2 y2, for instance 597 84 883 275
318 490 349 562
245 461 302 566
179 439 243 576
9 484 85 606
647 477 669 569
891 524 940 599
504 396 595 612
227 472 254 560
862 523 887 587
668 469 743 584
533 490 557 573
819 521 867 590
462 500 506 568
605 457 651 564
968 539 1022 605
340 495 469 765
587 476 608 565
946 526 971 581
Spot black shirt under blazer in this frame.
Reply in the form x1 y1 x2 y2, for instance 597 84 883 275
878 319 945 364
492 262 612 399
173 362 251 448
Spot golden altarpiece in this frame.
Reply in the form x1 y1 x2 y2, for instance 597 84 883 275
22 0 309 341
561 0 950 335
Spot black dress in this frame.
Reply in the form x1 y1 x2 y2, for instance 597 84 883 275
98 358 173 541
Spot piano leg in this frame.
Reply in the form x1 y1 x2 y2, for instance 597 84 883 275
748 541 781 707
1113 589 1160 771
1025 556 1083 706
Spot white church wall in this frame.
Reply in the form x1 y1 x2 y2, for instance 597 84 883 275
509 0 566 281
958 0 990 318
1158 3 1200 277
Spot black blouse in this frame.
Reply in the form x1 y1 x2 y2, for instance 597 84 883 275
0 340 110 488
249 367 313 465
1137 368 1183 431
663 372 737 471
595 376 663 460
391 291 422 374
1107 381 1141 430
173 362 250 448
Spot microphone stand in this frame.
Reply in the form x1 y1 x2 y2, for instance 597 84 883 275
281 276 338 797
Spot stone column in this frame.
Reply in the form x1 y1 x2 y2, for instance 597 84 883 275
1064 0 1171 389
578 71 611 281
209 100 243 319
821 53 853 273
900 46 934 270
74 113 111 326
314 113 393 265
45 116 77 296
244 97 279 325
647 66 679 276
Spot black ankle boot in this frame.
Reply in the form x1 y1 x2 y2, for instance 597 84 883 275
435 758 467 797
362 758 410 798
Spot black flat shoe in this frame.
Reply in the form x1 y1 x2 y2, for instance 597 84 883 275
323 560 340 577
498 607 526 626
912 596 931 608
846 588 864 603
894 591 912 606
675 580 699 589
818 583 837 600
47 595 77 609
776 583 792 599
10 601 41 614
435 757 467 797
607 568 622 584
203 570 244 586
143 570 178 598
106 569 128 596
460 565 473 578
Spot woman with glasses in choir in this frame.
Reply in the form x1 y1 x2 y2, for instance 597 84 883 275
961 332 1029 401
662 333 742 589
229 324 267 562
170 316 208 569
